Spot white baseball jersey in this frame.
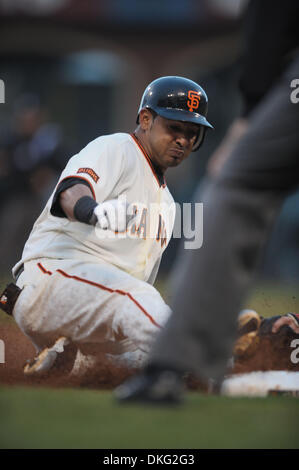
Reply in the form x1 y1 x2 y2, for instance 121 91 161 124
13 133 176 283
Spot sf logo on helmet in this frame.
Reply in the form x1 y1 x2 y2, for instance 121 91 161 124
187 90 201 112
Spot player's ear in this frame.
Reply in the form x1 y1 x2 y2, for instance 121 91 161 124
139 109 154 131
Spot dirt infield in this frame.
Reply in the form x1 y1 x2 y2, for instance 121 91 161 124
233 330 299 374
0 322 134 390
0 321 298 391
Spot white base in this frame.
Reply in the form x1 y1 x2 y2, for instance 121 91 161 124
221 371 299 397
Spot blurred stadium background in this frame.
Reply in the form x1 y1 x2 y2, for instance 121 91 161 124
0 0 298 287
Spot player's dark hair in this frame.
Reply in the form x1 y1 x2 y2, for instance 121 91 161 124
149 109 157 120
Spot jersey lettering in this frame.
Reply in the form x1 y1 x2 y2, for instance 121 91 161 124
137 208 147 240
156 214 167 248
130 205 138 235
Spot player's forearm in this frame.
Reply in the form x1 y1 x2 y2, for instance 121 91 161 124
59 184 94 221
59 187 132 230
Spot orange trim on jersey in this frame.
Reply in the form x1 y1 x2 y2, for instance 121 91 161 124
130 133 166 188
54 268 163 329
37 263 53 276
58 175 96 200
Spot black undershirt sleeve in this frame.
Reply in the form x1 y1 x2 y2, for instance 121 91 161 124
50 177 94 218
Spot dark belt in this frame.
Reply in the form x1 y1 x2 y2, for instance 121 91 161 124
14 263 24 282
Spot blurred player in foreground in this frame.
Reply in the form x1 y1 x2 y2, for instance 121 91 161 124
0 76 212 376
115 0 299 404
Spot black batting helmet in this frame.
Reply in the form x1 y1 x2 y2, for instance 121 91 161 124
137 76 213 150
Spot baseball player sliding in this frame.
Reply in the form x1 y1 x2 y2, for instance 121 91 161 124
9 76 213 376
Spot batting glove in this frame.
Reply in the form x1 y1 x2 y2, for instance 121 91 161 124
93 198 134 232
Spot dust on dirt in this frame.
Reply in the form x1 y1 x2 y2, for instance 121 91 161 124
1 321 298 392
0 322 135 390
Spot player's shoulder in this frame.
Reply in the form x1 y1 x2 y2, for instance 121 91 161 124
64 133 140 180
81 132 129 152
98 132 142 167
94 132 131 146
81 132 137 158
98 132 139 157
100 133 140 168
64 133 129 168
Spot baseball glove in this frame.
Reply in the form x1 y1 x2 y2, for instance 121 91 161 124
232 310 299 373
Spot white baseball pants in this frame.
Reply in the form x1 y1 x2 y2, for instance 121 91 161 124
14 258 171 367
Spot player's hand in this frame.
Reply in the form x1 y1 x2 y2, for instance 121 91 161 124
272 313 299 334
94 198 134 232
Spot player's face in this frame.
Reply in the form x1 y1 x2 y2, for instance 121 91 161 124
146 115 199 172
